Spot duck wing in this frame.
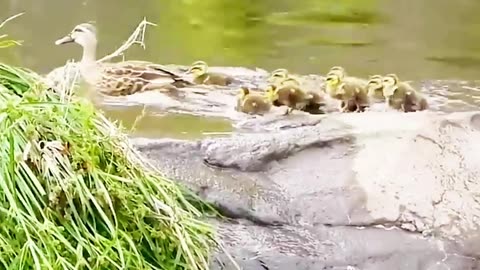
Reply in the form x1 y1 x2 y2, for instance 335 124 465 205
103 62 193 87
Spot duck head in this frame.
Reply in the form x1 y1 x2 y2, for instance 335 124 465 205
55 23 97 49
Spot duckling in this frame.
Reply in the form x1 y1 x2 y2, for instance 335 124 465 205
279 76 326 114
186 60 234 86
382 74 428 112
325 72 370 112
366 74 385 101
265 77 311 115
235 87 273 115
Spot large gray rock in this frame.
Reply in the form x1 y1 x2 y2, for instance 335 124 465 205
131 110 480 269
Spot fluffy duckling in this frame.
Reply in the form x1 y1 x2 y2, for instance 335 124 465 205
235 87 273 115
187 60 234 86
280 77 326 114
265 77 311 114
382 74 428 112
366 74 385 101
325 71 370 112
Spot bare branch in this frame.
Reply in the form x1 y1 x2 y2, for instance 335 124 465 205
0 12 25 29
98 17 157 63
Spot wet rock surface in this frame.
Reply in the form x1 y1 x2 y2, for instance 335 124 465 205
48 62 480 269
131 111 480 270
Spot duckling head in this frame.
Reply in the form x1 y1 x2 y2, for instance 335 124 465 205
325 72 344 96
237 86 250 100
268 68 289 83
187 61 208 76
264 85 279 102
325 72 341 86
328 66 346 79
382 73 399 97
366 74 384 96
279 76 301 87
55 22 98 49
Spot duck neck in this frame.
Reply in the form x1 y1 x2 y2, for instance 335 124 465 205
79 42 100 84
80 42 97 64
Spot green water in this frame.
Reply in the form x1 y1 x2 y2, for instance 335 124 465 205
2 0 480 79
1 0 480 138
100 106 233 139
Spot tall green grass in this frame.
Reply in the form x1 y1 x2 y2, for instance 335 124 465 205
0 26 215 269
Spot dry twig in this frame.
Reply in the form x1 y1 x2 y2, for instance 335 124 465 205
98 17 157 63
0 12 25 29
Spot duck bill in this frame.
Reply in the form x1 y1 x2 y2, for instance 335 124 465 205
55 34 74 45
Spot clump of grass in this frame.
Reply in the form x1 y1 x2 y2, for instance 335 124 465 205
0 60 216 269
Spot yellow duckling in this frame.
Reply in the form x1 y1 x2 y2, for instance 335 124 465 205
187 60 234 86
265 77 311 115
382 74 428 112
235 87 273 115
325 71 370 112
366 74 385 101
279 77 326 114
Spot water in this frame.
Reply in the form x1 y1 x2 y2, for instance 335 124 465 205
1 0 480 137
101 105 232 139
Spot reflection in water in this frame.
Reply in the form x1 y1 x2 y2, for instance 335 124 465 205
101 105 233 139
1 0 480 137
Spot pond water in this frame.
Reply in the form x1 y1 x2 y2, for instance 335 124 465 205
1 0 480 137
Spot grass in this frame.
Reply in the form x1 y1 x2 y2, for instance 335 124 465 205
0 21 216 269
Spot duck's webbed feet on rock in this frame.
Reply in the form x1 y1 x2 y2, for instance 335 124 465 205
283 107 294 115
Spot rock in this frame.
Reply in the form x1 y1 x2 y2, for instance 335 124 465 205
131 110 480 269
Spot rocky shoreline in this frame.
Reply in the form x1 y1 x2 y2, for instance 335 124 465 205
49 63 480 269
131 110 480 270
